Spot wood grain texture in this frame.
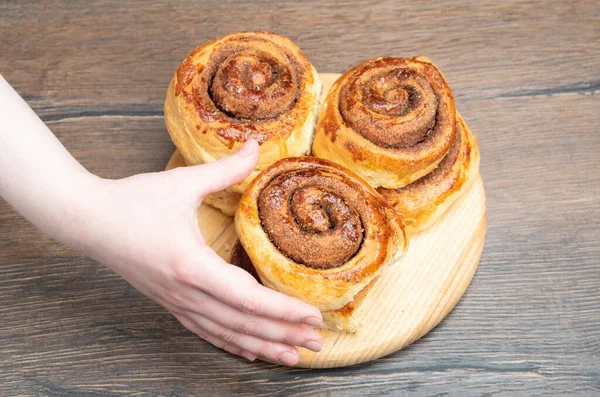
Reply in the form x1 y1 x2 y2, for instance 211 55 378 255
1 0 599 395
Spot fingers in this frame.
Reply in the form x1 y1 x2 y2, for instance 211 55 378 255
199 257 323 327
209 265 323 327
236 282 324 326
176 312 300 366
169 247 324 366
185 139 259 196
176 314 257 361
174 282 322 352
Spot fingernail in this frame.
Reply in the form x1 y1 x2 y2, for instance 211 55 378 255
304 339 322 352
302 316 322 327
240 350 257 362
238 140 257 157
278 350 298 366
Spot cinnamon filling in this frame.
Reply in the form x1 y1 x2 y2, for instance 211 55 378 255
210 50 298 119
338 57 452 150
258 170 364 269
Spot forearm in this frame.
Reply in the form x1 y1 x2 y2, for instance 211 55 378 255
0 74 99 246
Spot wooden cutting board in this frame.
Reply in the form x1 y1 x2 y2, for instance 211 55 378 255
165 73 487 368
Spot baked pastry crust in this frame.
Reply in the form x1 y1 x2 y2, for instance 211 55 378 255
321 277 377 333
235 157 406 312
378 113 480 234
164 31 322 194
312 56 456 189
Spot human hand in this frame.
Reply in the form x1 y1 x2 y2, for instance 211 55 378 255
0 79 322 366
69 140 323 366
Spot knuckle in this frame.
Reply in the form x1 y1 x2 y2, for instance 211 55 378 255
279 309 293 323
222 343 242 356
218 330 238 345
205 335 225 350
231 265 259 285
165 290 185 306
240 297 261 315
193 328 209 340
280 330 295 345
172 262 197 286
258 341 277 359
235 321 258 336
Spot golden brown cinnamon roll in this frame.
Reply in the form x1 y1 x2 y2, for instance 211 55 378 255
164 31 321 196
235 157 406 312
378 113 480 234
312 56 456 189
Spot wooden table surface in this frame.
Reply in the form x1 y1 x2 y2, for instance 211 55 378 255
1 1 598 395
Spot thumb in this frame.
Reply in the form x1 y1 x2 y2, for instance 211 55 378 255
190 139 259 196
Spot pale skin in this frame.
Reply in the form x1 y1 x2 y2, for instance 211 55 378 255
0 75 323 366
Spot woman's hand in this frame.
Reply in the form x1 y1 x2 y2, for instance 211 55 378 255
71 140 323 365
0 76 322 365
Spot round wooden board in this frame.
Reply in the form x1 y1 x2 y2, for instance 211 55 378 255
165 73 487 368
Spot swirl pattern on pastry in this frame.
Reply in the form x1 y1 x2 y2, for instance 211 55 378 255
378 113 480 234
235 157 406 311
165 31 321 193
312 56 456 189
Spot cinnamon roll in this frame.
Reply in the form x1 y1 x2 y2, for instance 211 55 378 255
378 113 480 234
164 31 321 198
312 56 456 189
235 157 406 312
